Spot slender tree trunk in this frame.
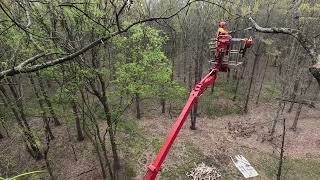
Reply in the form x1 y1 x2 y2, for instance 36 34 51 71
190 102 198 130
244 43 261 113
87 43 120 178
93 136 107 179
191 50 199 130
291 103 302 131
233 60 247 100
99 93 120 177
36 72 61 126
0 116 9 138
270 102 286 138
276 119 286 180
71 101 84 141
7 81 30 129
290 76 313 131
256 58 269 104
287 59 303 113
65 125 78 161
2 83 43 159
44 133 55 180
29 75 55 140
161 98 166 114
135 93 141 119
80 89 112 179
98 132 114 180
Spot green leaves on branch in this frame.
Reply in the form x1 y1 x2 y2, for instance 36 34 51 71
113 24 186 99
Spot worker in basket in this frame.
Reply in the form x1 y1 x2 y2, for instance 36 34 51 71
213 20 232 72
215 21 232 59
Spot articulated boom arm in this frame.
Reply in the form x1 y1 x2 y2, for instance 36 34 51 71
144 30 252 179
143 65 220 180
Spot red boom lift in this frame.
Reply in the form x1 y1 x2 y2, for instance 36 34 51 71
144 27 253 180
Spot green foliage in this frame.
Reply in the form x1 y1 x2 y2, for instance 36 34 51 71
222 147 320 180
117 118 148 154
117 119 147 178
202 77 242 117
260 81 281 102
113 24 186 101
246 150 320 180
151 138 163 153
123 161 136 179
161 141 205 180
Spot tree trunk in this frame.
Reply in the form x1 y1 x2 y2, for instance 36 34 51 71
233 59 247 101
44 134 55 180
290 76 313 131
71 101 84 141
99 93 120 177
93 136 108 179
135 93 141 119
36 72 61 126
1 83 43 159
270 102 286 138
276 119 286 180
291 103 302 131
88 42 120 178
29 75 55 140
80 89 112 179
0 116 9 138
190 102 198 130
161 98 166 114
244 43 261 113
256 58 269 104
287 59 303 113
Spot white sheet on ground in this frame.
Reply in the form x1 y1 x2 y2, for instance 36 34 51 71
231 155 259 178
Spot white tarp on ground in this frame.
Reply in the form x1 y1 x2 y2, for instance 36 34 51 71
231 155 259 178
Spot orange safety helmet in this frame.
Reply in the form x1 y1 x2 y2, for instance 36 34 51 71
219 21 226 28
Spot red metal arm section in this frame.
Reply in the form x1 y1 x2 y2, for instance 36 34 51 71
144 64 220 180
143 28 253 179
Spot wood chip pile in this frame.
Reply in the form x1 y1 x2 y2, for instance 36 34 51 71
186 163 221 180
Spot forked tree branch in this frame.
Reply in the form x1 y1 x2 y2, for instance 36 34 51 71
249 17 320 85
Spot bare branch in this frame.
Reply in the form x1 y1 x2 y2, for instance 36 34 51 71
0 24 14 36
110 0 122 31
17 53 46 68
59 4 110 32
249 17 320 85
0 2 47 39
275 97 317 108
0 0 231 80
249 17 317 62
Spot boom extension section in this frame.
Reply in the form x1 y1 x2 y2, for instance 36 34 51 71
144 64 220 180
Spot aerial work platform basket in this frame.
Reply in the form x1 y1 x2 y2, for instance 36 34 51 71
209 36 253 68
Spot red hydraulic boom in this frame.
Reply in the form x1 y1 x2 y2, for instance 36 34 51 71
144 29 253 180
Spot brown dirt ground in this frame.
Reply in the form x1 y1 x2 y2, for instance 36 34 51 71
137 103 320 179
0 103 319 180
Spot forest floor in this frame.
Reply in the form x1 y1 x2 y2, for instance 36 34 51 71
1 103 320 180
135 103 320 180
